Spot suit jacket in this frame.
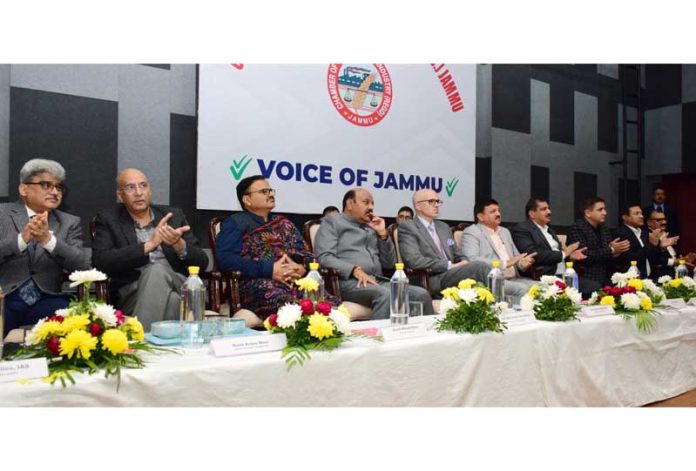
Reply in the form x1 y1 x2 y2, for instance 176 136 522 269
614 224 661 277
566 218 614 285
511 219 564 277
397 217 464 282
91 204 208 296
0 201 90 295
462 223 522 276
643 202 679 237
314 213 396 280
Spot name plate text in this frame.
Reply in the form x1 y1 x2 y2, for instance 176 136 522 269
209 333 287 357
0 358 49 383
381 323 429 342
579 305 616 318
500 310 537 326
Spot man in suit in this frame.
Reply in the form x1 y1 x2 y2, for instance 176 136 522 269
396 206 413 224
398 189 489 295
0 159 90 337
645 209 694 275
461 199 537 296
92 168 208 330
566 197 630 286
643 185 679 238
314 188 434 319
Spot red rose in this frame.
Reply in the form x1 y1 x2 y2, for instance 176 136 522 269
46 336 61 356
46 315 64 323
603 286 612 294
299 299 315 315
555 280 567 290
268 313 278 327
611 287 623 297
316 301 332 315
88 322 103 337
625 286 636 293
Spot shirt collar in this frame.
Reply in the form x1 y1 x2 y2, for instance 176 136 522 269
132 209 155 229
25 205 37 218
533 221 548 232
417 215 434 230
482 224 499 235
625 223 642 237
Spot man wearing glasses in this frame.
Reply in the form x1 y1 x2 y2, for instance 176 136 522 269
92 168 208 330
398 189 489 295
646 209 696 274
0 158 90 338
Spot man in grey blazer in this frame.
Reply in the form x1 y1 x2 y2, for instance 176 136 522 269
462 199 537 297
398 189 489 295
0 159 90 337
315 188 434 319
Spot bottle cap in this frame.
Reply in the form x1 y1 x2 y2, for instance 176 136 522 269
492 261 500 268
679 259 685 265
309 262 319 270
188 266 200 275
630 261 637 266
395 263 404 270
566 262 573 268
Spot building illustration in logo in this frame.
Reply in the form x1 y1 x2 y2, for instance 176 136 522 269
327 64 393 127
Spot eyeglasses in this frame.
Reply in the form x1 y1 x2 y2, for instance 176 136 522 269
416 199 443 206
245 188 276 196
24 181 66 193
119 182 149 194
650 217 667 222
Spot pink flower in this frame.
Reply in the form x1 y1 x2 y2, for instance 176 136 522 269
299 299 315 315
88 322 103 337
316 301 332 315
555 280 567 290
46 336 61 356
115 310 125 326
268 313 278 327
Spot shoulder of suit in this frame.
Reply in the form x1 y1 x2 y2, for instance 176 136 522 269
53 208 81 222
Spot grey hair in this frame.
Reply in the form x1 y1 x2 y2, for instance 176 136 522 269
19 159 66 183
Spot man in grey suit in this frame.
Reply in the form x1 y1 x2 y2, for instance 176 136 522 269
315 188 434 319
0 159 90 337
398 189 489 295
462 199 537 297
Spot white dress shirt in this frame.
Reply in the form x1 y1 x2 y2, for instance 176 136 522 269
534 222 565 274
17 206 57 253
626 224 650 276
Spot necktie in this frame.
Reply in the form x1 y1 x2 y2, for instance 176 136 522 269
428 224 448 260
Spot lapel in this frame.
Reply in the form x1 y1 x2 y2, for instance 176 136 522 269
435 221 453 260
478 224 503 259
529 221 553 250
118 205 140 247
415 218 443 257
9 201 29 235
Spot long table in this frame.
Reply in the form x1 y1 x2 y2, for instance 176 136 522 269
3 307 696 406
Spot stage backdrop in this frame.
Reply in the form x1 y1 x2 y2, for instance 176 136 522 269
197 64 476 219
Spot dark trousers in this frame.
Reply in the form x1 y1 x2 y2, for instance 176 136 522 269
3 290 69 337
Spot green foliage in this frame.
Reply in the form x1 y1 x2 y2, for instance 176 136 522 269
533 296 579 322
434 299 505 334
615 308 658 334
662 284 696 302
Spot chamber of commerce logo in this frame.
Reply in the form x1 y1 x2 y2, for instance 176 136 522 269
327 64 393 127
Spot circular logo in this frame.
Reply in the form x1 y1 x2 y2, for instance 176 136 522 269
327 64 393 127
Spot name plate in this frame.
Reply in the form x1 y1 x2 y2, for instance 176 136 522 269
0 358 49 383
579 305 616 318
209 333 287 357
661 298 687 309
500 310 537 326
380 323 429 342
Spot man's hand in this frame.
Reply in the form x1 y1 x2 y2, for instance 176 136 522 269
157 212 191 254
518 252 537 271
272 254 297 288
28 212 51 244
352 266 378 288
144 212 171 254
648 228 663 246
451 260 468 269
562 241 580 258
660 234 679 249
609 238 631 257
569 247 587 261
367 216 388 239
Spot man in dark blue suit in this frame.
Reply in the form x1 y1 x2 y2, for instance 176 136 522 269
643 186 679 239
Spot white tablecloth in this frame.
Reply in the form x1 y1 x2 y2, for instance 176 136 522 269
3 307 696 406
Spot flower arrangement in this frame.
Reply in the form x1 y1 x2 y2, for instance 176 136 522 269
520 276 581 322
588 272 664 333
9 270 170 389
435 279 505 334
658 275 696 302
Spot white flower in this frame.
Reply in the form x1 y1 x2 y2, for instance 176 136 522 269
276 303 302 328
25 318 46 346
611 272 630 287
683 277 696 289
494 302 509 314
92 303 117 326
68 269 107 287
520 295 537 312
620 293 641 311
588 292 599 305
329 309 352 335
565 287 582 304
54 308 73 318
439 298 458 314
540 275 559 285
539 284 560 300
459 288 479 305
658 275 672 285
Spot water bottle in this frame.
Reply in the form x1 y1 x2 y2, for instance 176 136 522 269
180 266 206 347
563 262 579 290
627 260 641 278
390 263 409 325
675 259 689 279
306 262 325 302
487 261 505 302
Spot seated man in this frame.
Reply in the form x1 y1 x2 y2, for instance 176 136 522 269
645 209 694 275
511 197 597 296
566 197 630 286
0 158 90 337
92 168 208 330
314 188 434 319
398 189 489 295
461 199 537 296
396 206 413 224
322 206 340 218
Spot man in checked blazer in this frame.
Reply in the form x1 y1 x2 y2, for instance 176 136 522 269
398 189 489 296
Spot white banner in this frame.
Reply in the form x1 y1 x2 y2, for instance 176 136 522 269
197 64 476 219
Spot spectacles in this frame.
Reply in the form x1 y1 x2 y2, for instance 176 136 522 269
650 217 667 222
24 181 66 193
119 182 149 194
416 199 443 206
245 188 276 196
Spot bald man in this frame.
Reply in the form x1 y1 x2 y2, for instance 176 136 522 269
92 168 208 330
398 189 489 295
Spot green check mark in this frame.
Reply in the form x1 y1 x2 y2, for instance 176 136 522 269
229 155 252 180
445 178 459 197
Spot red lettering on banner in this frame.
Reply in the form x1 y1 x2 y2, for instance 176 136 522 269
431 64 465 113
231 64 244 70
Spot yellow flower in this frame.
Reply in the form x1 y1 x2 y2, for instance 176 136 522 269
457 279 477 290
337 304 351 320
476 288 495 304
295 277 319 293
263 318 272 331
33 320 64 342
669 278 683 288
441 287 460 301
59 330 98 360
307 313 335 340
528 284 539 299
640 297 653 311
600 296 616 308
124 317 145 341
101 329 129 355
60 314 90 334
627 278 644 291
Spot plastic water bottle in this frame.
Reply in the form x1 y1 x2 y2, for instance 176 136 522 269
180 266 206 347
563 262 579 290
627 260 641 278
675 259 689 279
487 261 505 302
390 263 409 325
306 262 325 302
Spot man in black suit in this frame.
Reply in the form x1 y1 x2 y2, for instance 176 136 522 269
643 185 679 238
645 209 694 276
92 168 208 330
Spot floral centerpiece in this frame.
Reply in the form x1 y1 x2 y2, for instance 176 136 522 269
435 279 506 334
658 275 696 302
8 269 170 389
264 277 372 370
587 271 664 333
520 276 581 322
